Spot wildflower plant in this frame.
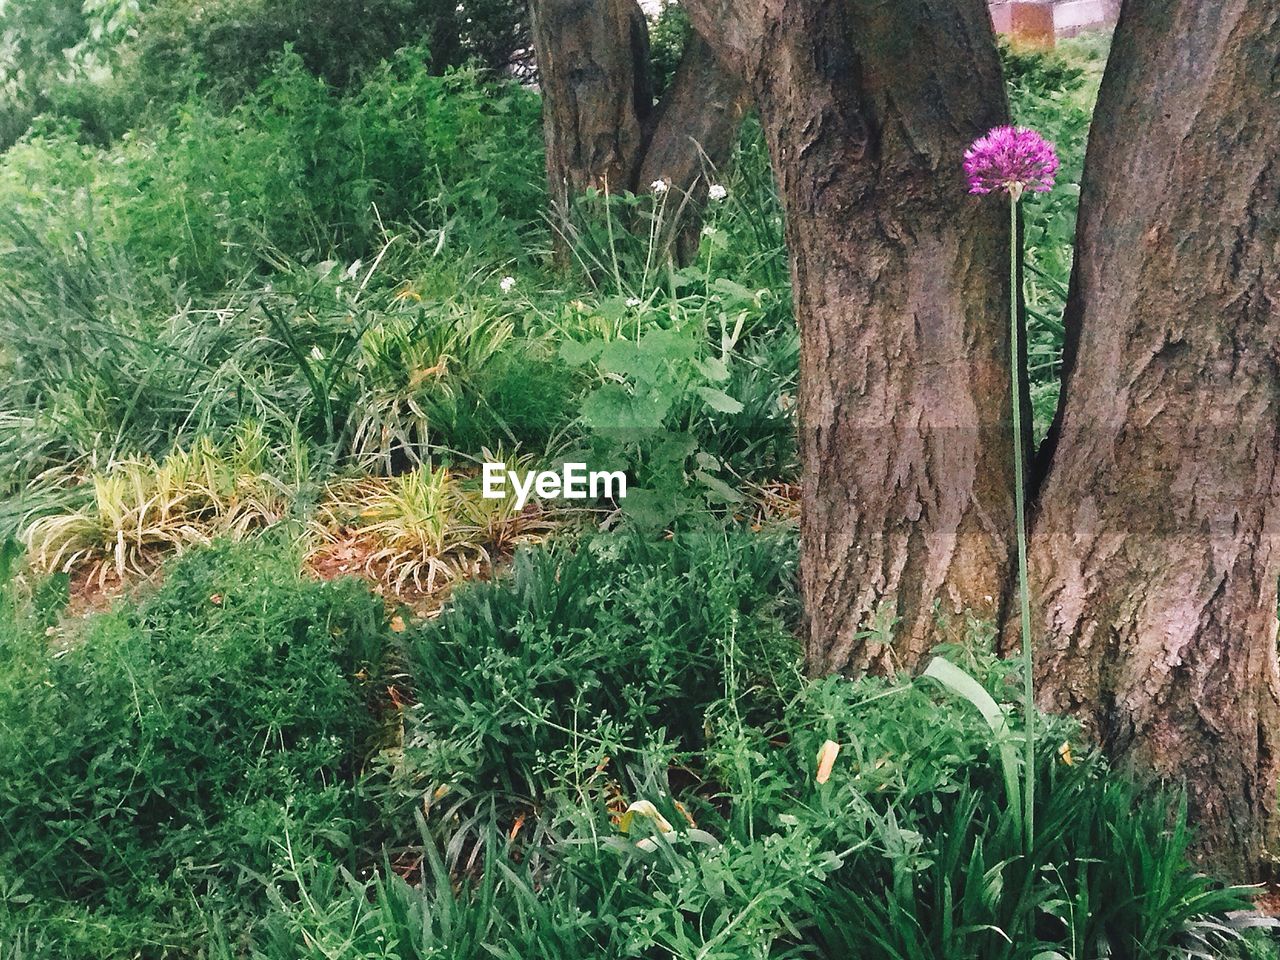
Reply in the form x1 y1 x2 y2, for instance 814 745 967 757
964 124 1058 850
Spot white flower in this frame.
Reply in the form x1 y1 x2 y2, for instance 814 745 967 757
650 178 669 194
499 275 516 293
700 225 716 237
309 346 325 362
625 297 641 308
707 183 727 201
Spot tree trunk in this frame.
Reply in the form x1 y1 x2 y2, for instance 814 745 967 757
529 0 652 217
637 35 749 261
528 0 746 261
684 0 1018 674
1028 0 1280 878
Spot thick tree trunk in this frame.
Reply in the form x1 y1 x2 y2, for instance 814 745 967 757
1028 0 1280 877
528 0 746 261
685 0 1018 674
529 0 653 217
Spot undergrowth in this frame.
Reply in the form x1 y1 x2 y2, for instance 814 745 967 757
1 531 1262 958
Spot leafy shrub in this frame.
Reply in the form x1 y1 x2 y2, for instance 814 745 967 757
555 276 795 525
247 649 1258 960
0 0 531 149
0 45 545 292
0 538 391 955
394 528 801 809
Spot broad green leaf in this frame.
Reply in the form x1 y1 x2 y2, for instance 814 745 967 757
695 356 730 382
695 471 744 504
697 387 744 414
560 339 605 365
922 657 1023 830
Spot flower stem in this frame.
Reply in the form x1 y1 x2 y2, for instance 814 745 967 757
1009 194 1035 853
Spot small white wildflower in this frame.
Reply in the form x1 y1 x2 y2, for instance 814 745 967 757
309 346 325 362
707 183 727 201
700 225 716 237
499 275 517 293
625 297 641 308
650 178 669 194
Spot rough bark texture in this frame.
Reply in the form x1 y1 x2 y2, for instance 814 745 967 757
637 36 750 260
685 0 1018 674
1028 0 1280 877
529 0 652 214
528 0 746 259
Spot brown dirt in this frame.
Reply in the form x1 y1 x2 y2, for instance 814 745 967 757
1252 882 1280 916
64 564 133 618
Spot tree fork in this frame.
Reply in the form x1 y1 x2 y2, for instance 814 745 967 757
528 0 747 261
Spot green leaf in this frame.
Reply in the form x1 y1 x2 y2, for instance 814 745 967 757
695 356 730 382
922 657 1023 832
560 339 605 365
697 386 744 414
579 385 670 434
695 471 745 504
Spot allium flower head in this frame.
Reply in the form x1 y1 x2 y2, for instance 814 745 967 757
964 126 1058 199
707 183 727 202
499 275 516 293
650 178 669 194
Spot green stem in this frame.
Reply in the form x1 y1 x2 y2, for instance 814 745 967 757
1009 194 1035 852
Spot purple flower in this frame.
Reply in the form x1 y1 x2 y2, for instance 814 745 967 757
964 126 1059 199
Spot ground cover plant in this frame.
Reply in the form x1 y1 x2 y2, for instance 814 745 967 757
1 7 1275 960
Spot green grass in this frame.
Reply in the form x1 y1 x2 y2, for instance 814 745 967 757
2 531 1260 959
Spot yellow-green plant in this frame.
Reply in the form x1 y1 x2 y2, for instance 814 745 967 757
349 305 516 471
23 423 300 583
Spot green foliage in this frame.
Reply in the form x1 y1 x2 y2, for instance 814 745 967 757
0 538 391 955
394 527 801 811
0 530 1259 959
1003 36 1107 437
564 321 745 525
0 0 142 148
0 0 530 148
647 3 692 98
235 626 1258 960
0 46 545 292
0 236 569 504
551 185 796 524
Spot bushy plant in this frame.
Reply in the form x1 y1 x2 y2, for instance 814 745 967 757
0 538 391 955
0 45 545 292
0 0 531 149
242 643 1260 960
22 421 307 581
392 528 801 811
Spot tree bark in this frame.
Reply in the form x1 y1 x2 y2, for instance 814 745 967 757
528 0 747 261
1028 0 1280 877
637 35 749 261
685 0 1019 674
